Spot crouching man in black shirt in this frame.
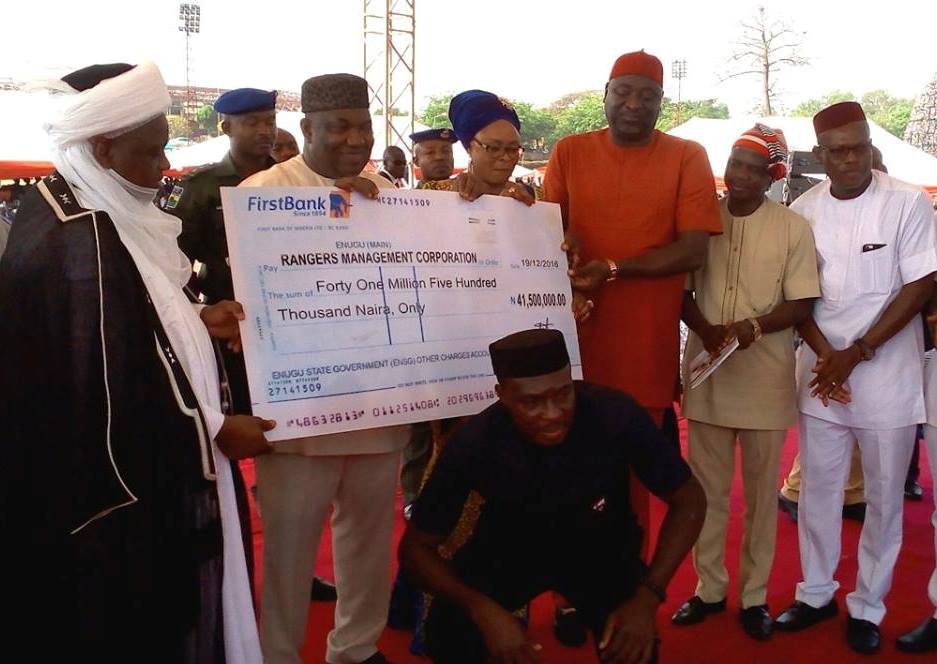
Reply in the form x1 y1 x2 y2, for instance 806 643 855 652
399 329 706 663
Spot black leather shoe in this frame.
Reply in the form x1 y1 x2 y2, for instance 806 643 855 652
905 480 924 501
740 605 773 640
671 596 727 626
310 576 338 602
847 616 880 654
774 599 838 632
554 606 587 647
777 493 799 523
896 617 937 653
842 502 867 522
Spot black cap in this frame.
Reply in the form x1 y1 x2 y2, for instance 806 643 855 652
489 329 570 380
61 63 135 92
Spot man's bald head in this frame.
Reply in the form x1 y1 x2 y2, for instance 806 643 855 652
383 145 408 180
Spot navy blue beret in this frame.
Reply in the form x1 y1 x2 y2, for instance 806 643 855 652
213 88 277 115
448 90 521 150
409 128 458 144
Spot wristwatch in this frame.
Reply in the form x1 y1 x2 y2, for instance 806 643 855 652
605 258 619 282
854 337 875 361
748 318 763 341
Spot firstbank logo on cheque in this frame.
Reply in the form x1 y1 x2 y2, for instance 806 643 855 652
246 191 351 219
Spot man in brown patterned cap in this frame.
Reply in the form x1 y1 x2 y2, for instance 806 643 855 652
241 73 405 664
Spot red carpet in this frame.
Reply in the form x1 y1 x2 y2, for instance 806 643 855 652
241 421 936 663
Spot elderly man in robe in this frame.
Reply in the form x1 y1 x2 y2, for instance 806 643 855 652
0 62 270 663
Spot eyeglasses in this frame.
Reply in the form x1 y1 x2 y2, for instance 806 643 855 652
471 139 524 160
816 141 872 160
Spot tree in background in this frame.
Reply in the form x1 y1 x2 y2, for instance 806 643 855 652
791 90 855 118
167 115 190 139
724 5 808 115
549 92 607 146
416 91 732 154
792 90 914 138
511 101 556 150
417 93 454 129
657 99 730 132
862 90 914 138
195 105 219 135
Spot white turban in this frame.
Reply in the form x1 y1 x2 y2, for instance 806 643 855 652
41 62 261 664
44 61 171 147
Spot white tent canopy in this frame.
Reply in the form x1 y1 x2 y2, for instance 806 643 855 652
668 116 937 188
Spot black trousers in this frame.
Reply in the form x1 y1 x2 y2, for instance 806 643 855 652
424 576 658 664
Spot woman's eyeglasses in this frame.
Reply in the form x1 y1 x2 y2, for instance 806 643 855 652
471 139 524 159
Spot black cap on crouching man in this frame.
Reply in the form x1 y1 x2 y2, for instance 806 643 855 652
489 329 570 381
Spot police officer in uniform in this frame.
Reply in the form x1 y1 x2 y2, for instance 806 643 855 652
164 87 277 312
410 127 457 188
164 88 338 602
399 329 706 664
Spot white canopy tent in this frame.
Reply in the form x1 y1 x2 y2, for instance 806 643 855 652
668 116 937 189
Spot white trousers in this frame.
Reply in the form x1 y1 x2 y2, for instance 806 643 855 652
924 425 937 619
256 451 400 664
795 414 916 624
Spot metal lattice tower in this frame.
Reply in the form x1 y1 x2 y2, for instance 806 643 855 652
364 1 416 169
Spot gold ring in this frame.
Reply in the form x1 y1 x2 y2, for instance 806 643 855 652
586 299 594 307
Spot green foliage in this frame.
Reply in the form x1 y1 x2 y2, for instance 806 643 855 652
790 90 914 137
550 93 607 145
196 105 219 134
511 101 556 150
167 115 190 139
657 98 730 132
417 93 454 128
861 90 914 138
791 91 856 118
416 90 732 153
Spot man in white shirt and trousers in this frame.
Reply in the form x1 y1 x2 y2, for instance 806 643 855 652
773 101 937 654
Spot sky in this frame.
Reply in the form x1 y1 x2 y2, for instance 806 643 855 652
6 0 937 117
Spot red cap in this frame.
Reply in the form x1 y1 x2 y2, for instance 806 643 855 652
609 50 663 87
813 101 867 136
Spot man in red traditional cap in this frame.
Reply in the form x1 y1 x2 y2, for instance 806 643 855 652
671 125 819 641
773 101 937 655
543 49 722 642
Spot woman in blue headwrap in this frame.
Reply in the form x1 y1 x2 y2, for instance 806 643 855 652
421 89 541 204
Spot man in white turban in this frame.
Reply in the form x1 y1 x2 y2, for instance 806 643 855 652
0 62 269 663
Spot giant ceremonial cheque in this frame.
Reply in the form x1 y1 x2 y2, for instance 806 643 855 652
221 186 582 439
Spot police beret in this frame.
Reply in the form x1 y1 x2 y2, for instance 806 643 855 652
213 88 277 115
409 128 457 144
448 90 521 150
489 329 570 380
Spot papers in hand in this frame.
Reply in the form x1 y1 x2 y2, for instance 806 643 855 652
688 337 740 389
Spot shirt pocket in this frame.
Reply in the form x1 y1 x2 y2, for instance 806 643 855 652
858 244 895 295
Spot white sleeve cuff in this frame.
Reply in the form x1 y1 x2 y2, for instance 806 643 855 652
899 248 937 284
204 406 225 442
